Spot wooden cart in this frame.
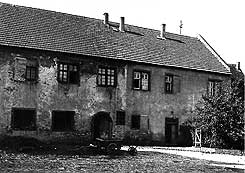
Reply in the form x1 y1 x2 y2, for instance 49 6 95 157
92 138 137 155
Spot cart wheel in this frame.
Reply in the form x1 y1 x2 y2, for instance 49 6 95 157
128 146 137 156
116 144 121 150
107 143 117 154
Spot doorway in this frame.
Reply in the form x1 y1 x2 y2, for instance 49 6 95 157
165 117 178 145
91 112 113 140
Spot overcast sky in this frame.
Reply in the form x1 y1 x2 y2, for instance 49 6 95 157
1 0 245 72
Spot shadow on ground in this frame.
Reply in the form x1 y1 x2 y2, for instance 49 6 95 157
0 135 129 156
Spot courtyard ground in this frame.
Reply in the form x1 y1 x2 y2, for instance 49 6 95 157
0 147 244 172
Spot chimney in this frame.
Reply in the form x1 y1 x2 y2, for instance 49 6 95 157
120 17 125 32
161 24 166 39
103 13 109 25
238 62 241 70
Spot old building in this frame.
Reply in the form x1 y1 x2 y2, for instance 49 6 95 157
0 3 231 145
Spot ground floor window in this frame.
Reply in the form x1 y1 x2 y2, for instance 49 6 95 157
11 108 36 130
52 111 75 131
131 115 140 129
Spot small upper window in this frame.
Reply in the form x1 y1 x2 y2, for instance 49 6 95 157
26 66 38 81
165 75 173 94
208 80 221 96
57 63 79 84
97 66 117 87
133 71 150 91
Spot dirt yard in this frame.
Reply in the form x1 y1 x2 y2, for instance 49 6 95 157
0 149 244 172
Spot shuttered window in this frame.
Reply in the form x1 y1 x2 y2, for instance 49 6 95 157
133 71 150 91
165 74 181 94
57 63 79 84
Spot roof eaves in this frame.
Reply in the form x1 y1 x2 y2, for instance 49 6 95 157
0 42 231 75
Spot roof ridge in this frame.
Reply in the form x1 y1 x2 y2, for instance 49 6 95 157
0 1 197 40
0 2 102 22
0 1 230 74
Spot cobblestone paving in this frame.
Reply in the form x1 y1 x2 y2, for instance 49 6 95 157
0 150 243 172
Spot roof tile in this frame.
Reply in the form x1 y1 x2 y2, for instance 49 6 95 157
0 3 230 74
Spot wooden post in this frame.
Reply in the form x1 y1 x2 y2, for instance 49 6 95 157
195 128 201 147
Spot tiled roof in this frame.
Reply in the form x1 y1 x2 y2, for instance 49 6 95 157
0 3 230 74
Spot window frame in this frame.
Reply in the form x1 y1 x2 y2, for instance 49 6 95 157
25 66 38 81
132 70 150 91
97 66 117 87
57 62 79 84
208 79 222 96
165 74 174 94
116 111 126 125
131 114 140 130
11 108 37 131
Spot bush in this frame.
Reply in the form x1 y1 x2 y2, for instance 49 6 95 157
185 70 244 150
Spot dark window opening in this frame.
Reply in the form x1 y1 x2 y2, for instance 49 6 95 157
11 108 36 130
208 80 221 96
26 66 38 81
133 71 150 91
131 115 140 129
116 111 126 125
97 66 117 87
165 75 173 94
52 111 75 131
57 63 79 84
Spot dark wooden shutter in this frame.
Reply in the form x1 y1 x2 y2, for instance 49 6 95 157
174 75 181 93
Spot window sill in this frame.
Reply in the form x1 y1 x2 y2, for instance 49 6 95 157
132 88 150 92
131 128 140 130
97 85 117 88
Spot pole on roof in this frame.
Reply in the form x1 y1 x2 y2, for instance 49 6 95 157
179 20 183 35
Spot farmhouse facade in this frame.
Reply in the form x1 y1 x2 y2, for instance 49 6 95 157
0 3 231 145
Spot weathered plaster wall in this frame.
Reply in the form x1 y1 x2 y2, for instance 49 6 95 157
0 46 230 144
0 47 127 143
125 63 229 142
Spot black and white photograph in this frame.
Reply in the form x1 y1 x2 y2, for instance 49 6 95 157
0 0 244 172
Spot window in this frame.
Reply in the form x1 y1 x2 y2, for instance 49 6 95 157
26 66 38 81
11 108 36 130
116 111 125 125
208 80 221 96
131 115 140 129
97 66 117 87
52 111 75 131
57 63 79 84
165 74 173 94
133 71 150 91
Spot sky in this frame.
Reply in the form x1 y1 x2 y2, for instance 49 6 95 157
1 0 245 72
